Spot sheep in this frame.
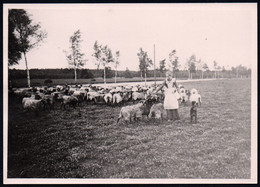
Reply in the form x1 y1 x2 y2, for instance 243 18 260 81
61 95 78 109
104 92 113 105
22 99 43 115
41 94 55 110
22 94 36 105
132 91 145 103
117 97 157 124
189 89 202 107
113 92 123 106
72 90 85 105
122 91 131 104
87 91 101 103
178 84 184 89
148 103 167 122
56 85 64 91
131 86 138 92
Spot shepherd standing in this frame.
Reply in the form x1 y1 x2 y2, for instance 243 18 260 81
154 71 181 121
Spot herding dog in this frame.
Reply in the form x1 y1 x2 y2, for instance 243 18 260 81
190 101 198 123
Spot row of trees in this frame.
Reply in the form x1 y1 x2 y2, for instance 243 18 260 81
8 9 251 88
9 67 251 82
8 9 47 87
63 30 122 84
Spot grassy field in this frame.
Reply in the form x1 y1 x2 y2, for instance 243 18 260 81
7 78 251 178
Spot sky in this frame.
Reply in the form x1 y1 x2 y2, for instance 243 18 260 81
5 3 257 71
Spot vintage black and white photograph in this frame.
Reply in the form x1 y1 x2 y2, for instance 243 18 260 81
3 3 257 184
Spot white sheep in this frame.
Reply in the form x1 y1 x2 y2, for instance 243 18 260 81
113 93 123 105
117 103 143 123
104 93 113 105
132 91 145 102
23 99 43 112
131 86 138 92
22 94 36 105
61 95 78 109
117 98 157 124
148 103 167 122
87 91 101 103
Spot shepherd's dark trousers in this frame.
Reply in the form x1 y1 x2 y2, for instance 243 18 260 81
172 109 180 120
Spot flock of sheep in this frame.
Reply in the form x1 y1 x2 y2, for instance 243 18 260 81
10 83 202 122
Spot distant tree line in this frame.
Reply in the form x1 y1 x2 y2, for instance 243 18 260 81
9 65 251 81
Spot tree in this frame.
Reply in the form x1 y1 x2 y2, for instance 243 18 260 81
9 9 47 87
137 48 146 80
92 42 114 84
124 67 132 78
101 45 114 84
213 61 218 79
8 10 22 66
114 51 120 83
201 63 209 79
236 64 249 78
145 57 153 84
186 55 197 79
216 66 222 78
169 50 179 72
92 41 102 70
137 48 153 85
231 66 237 77
64 29 86 83
196 59 203 79
102 67 113 78
159 59 166 76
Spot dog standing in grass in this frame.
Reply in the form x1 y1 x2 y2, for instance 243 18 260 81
190 101 198 123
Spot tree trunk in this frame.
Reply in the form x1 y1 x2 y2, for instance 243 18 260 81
202 71 204 79
215 71 217 79
144 70 147 86
191 72 192 79
115 67 117 83
140 71 143 82
74 66 77 83
24 52 31 88
104 66 106 84
188 70 190 79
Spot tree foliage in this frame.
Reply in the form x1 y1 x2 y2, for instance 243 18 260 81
114 51 120 83
186 55 197 73
92 41 114 83
8 10 22 66
92 41 102 69
159 59 166 73
9 9 47 54
169 50 179 72
186 55 197 79
64 29 86 82
114 51 120 68
202 63 209 72
137 48 153 75
8 9 47 87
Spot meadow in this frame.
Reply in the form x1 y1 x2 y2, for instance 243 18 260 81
7 78 251 178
